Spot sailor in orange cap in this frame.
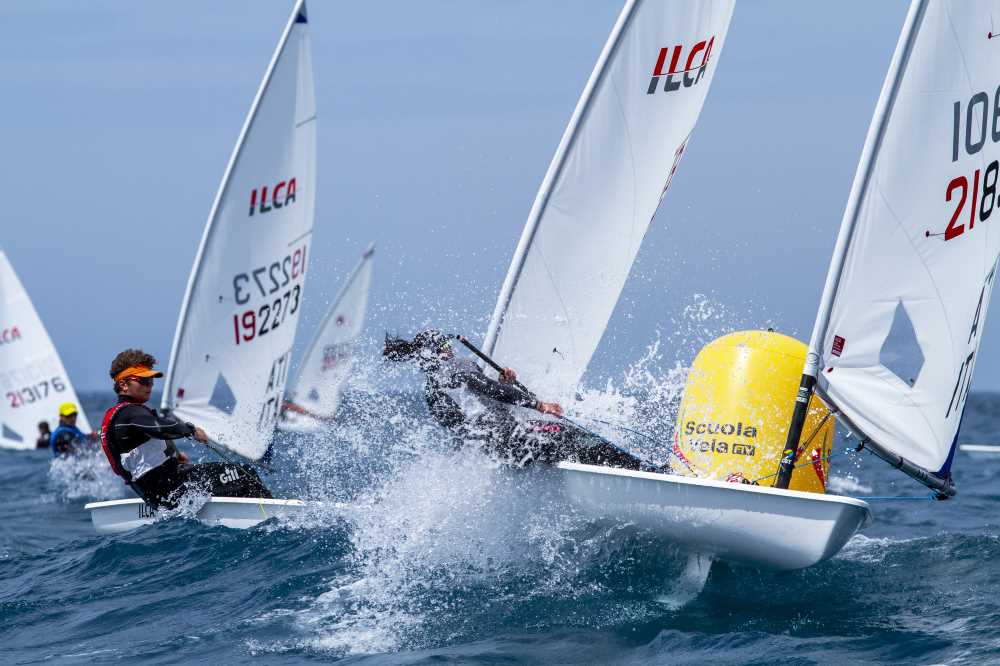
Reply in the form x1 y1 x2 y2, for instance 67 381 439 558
100 348 271 507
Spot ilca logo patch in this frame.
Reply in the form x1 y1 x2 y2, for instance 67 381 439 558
249 178 297 216
647 36 717 95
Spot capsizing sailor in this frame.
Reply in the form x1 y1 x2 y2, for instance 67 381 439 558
384 330 657 471
99 348 272 507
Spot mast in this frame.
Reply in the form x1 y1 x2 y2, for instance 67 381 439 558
772 0 953 497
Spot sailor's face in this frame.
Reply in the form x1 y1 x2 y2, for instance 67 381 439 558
121 376 154 403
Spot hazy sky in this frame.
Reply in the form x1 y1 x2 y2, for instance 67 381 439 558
3 0 997 393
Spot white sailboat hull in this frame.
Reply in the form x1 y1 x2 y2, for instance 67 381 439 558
558 462 871 571
84 497 306 534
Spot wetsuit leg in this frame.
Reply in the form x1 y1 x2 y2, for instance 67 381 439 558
132 459 272 507
178 462 273 499
571 440 651 471
467 411 536 467
521 420 656 472
131 457 186 508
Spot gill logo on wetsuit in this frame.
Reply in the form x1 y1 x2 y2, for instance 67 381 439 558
219 468 241 485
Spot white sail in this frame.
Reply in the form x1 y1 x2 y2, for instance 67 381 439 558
810 0 1000 476
0 249 91 449
484 0 734 394
162 0 316 460
281 243 374 431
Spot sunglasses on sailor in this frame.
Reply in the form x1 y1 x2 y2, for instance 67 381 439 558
125 376 154 387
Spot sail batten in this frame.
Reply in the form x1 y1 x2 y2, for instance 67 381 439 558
484 0 735 395
807 0 1000 480
162 0 316 460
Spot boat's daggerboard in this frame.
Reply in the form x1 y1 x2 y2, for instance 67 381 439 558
484 0 735 394
162 1 316 460
0 249 91 449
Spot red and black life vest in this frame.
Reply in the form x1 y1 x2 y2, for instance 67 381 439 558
100 401 131 482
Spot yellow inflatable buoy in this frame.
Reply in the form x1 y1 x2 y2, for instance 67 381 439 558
672 330 832 494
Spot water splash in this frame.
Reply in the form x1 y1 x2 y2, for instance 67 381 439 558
828 474 873 495
47 449 127 501
271 327 736 653
296 453 585 654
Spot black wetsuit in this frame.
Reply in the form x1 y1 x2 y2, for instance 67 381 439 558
103 397 272 508
423 358 651 471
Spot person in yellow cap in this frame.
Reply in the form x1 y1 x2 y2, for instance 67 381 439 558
50 401 96 457
99 347 271 507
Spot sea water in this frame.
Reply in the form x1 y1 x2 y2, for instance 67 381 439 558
2 366 1000 664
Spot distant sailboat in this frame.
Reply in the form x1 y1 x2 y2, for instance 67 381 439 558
557 0 1000 569
281 243 375 432
0 249 91 449
87 0 315 532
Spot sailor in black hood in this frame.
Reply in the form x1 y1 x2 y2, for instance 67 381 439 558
384 330 653 470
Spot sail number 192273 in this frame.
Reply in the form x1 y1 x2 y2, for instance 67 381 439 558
944 89 1000 241
232 244 307 345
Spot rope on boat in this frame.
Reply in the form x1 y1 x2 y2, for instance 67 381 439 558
565 418 941 502
750 448 850 485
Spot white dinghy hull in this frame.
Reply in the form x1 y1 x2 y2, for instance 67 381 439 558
558 462 871 571
84 497 306 534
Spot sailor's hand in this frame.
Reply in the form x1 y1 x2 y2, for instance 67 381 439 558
536 401 563 417
175 451 191 464
192 427 209 443
499 367 518 384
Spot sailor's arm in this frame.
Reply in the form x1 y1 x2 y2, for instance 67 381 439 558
496 367 563 416
115 406 209 443
461 367 563 415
